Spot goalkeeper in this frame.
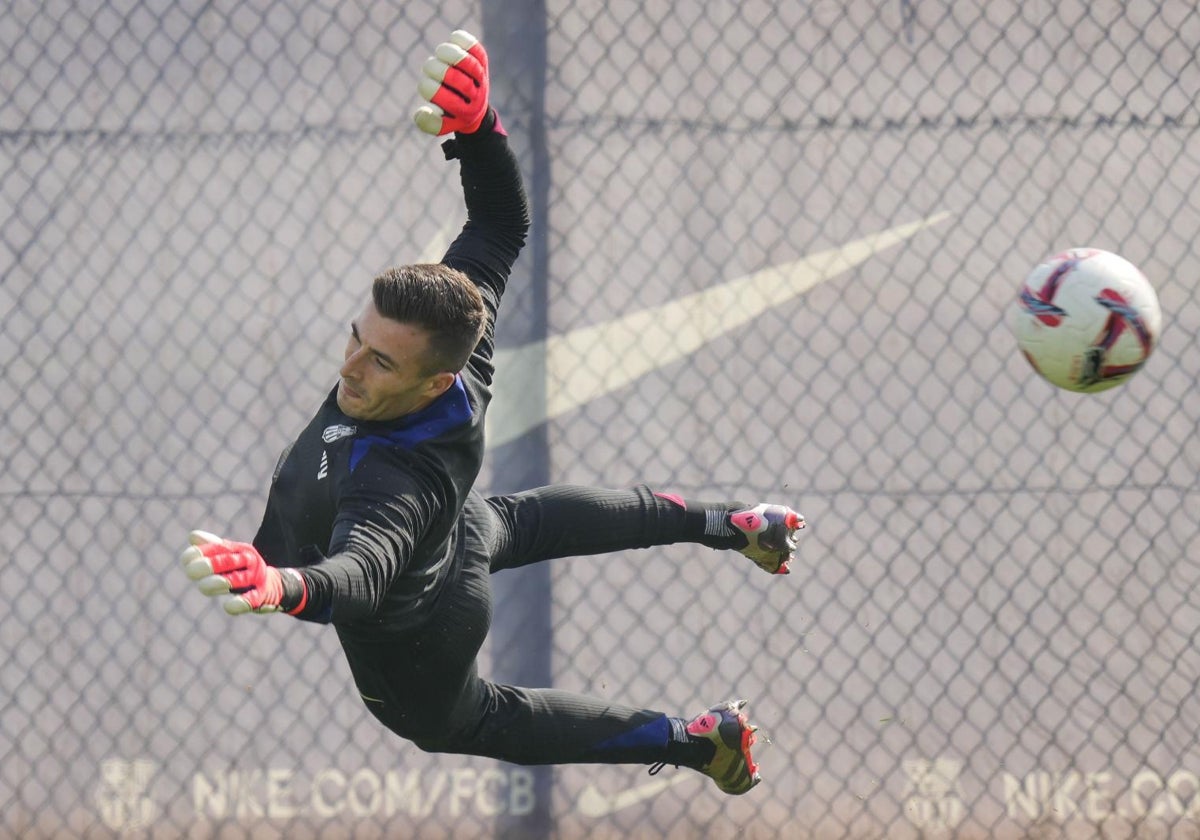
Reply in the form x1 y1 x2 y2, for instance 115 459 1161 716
180 30 805 797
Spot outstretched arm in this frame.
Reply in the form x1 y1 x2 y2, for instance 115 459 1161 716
415 30 530 338
182 473 435 623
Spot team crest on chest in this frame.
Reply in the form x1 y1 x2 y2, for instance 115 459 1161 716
322 424 357 443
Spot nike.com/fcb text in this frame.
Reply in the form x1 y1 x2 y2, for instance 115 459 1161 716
192 766 536 820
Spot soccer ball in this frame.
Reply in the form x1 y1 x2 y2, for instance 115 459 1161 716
1008 248 1161 393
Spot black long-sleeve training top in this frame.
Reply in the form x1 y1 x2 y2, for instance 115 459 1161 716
252 113 529 635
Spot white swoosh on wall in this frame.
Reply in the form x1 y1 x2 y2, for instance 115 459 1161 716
576 773 695 817
418 219 460 264
476 211 950 446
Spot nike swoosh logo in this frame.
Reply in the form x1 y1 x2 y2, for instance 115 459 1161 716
486 211 950 446
576 773 694 817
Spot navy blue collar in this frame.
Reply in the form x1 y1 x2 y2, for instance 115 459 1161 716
348 376 473 471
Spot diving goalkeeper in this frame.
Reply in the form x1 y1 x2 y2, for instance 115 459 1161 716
180 29 805 796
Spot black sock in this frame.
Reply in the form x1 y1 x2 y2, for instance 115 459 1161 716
661 716 717 770
651 491 748 551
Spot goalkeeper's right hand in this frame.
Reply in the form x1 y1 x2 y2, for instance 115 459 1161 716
180 529 307 616
414 30 492 136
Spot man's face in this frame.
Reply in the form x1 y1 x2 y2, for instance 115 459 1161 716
336 300 454 422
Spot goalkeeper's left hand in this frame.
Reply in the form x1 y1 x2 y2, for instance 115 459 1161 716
414 29 492 136
180 530 306 616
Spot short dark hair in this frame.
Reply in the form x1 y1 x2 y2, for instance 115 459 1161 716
371 264 486 374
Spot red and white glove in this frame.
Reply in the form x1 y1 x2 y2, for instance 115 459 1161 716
414 30 491 136
180 530 306 616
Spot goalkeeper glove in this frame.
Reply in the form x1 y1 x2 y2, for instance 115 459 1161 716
414 30 492 136
180 530 307 616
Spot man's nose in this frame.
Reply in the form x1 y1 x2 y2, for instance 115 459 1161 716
341 349 366 378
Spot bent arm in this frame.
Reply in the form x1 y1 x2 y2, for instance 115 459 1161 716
286 481 437 624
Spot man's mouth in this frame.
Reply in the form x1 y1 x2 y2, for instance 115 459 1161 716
340 380 362 400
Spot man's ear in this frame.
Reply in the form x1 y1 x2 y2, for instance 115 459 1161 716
424 371 457 400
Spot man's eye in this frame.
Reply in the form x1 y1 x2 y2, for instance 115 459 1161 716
375 356 390 370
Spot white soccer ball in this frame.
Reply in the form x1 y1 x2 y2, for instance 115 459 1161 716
1008 248 1161 393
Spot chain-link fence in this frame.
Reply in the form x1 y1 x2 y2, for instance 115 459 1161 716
3 1 1199 838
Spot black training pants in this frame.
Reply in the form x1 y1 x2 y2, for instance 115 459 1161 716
335 484 698 766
